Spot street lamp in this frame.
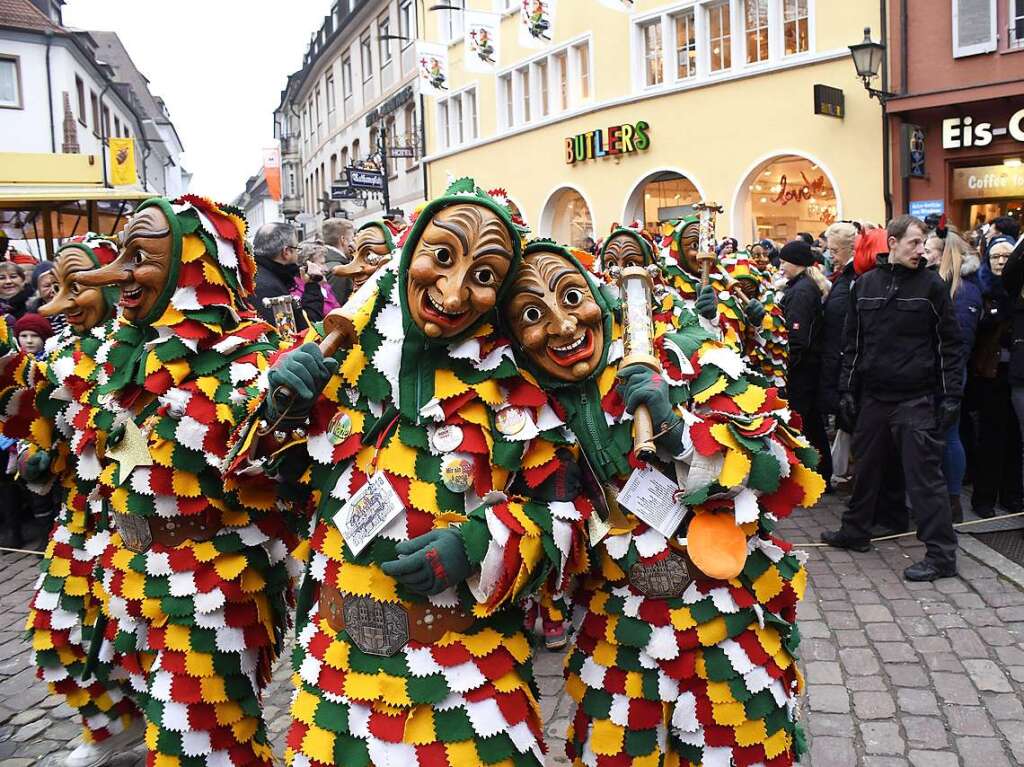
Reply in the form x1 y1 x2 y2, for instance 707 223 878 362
848 27 895 104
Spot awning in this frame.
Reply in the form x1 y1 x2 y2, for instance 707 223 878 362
0 183 151 204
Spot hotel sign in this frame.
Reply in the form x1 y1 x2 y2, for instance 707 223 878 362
943 108 1024 149
566 121 650 164
952 164 1024 199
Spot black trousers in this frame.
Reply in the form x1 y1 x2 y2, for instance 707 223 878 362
789 384 832 484
842 394 957 568
971 374 1022 513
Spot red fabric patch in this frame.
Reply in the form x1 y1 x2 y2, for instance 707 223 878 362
688 420 721 457
317 664 347 697
169 674 203 704
506 378 548 408
430 643 472 667
415 743 450 767
368 709 408 742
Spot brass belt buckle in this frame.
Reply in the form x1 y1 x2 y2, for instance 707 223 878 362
343 595 410 657
628 551 693 599
112 511 152 554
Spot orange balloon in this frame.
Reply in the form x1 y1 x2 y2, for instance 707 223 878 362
687 512 748 580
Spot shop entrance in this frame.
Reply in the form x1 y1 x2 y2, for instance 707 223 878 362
539 186 594 249
622 170 702 237
951 161 1024 230
733 154 840 247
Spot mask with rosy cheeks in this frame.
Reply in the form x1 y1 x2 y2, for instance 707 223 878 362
40 247 112 333
407 203 514 338
505 249 605 383
749 246 769 270
334 225 393 290
600 233 648 281
672 221 702 274
74 206 173 324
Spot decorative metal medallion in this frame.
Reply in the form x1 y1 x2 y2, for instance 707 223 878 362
628 551 692 599
112 511 153 554
342 595 410 657
328 411 353 445
495 406 528 436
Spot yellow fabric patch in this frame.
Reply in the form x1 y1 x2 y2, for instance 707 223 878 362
404 706 436 745
696 616 728 646
171 469 201 498
592 640 618 668
434 368 470 401
149 439 174 467
341 345 367 386
711 701 746 726
185 652 214 678
566 672 587 702
719 448 752 487
181 235 205 263
378 438 418 479
301 723 336 765
706 681 735 704
590 718 625 756
213 553 248 581
709 423 742 452
32 630 53 651
290 689 319 725
47 557 71 578
472 378 503 407
457 628 503 657
735 717 769 747
239 568 266 594
190 541 220 562
764 727 792 758
693 374 729 403
199 675 228 703
521 439 555 470
753 565 784 603
792 565 807 599
165 625 192 652
670 607 698 631
754 624 782 658
445 741 480 765
793 462 826 506
323 638 349 669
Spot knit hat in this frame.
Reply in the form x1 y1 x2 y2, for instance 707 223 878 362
14 312 53 340
988 234 1017 253
779 240 815 267
31 261 55 290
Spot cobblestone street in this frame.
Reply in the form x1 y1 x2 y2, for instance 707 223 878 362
1 492 1023 765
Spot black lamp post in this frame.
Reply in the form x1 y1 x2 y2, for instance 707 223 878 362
849 26 896 220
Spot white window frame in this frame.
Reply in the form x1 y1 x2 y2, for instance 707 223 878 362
705 1 733 74
781 0 811 57
673 9 698 81
953 0 997 57
437 85 478 150
1011 0 1024 49
571 40 593 103
493 0 517 14
0 55 23 109
399 0 416 71
639 18 666 88
341 55 353 117
499 73 514 129
378 13 393 67
743 0 770 64
360 31 374 82
440 0 465 44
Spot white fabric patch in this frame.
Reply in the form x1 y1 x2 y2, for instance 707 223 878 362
670 690 699 732
734 488 759 524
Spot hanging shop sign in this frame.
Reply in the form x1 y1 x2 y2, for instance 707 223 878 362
565 121 650 165
365 85 415 127
952 164 1024 199
345 167 385 191
901 124 926 178
331 184 360 200
389 146 416 159
943 108 1024 149
813 84 844 119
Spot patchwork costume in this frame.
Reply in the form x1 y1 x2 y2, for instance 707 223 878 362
721 254 788 389
500 242 823 767
77 197 292 767
229 181 591 767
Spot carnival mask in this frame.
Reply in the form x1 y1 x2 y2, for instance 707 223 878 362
39 246 110 333
335 226 392 291
602 233 647 280
505 249 604 383
749 245 769 270
677 223 702 274
75 206 173 323
737 277 760 300
407 203 514 338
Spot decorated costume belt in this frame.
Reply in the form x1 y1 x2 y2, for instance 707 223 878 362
111 508 217 553
319 584 476 657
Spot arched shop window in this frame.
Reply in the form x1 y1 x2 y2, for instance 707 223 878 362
540 186 594 249
622 170 702 236
733 154 840 246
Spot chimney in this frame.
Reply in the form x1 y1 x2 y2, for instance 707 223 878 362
61 92 79 153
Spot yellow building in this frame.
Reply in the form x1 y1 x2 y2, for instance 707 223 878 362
421 0 885 246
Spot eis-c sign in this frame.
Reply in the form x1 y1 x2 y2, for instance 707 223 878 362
942 108 1024 149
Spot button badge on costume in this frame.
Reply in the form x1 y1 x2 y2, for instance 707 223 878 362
431 424 463 453
327 412 352 445
495 406 527 436
440 453 474 493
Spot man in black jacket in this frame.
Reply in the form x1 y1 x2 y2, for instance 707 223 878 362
779 239 831 485
823 215 964 581
253 222 322 332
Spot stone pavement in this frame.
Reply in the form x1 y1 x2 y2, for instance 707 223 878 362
1 491 1023 765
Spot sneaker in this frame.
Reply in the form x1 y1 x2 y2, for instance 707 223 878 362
950 495 963 524
972 505 996 519
544 625 569 651
820 529 871 553
65 719 145 767
903 560 957 582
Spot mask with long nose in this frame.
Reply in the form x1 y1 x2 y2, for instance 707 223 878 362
39 241 117 334
505 247 605 383
74 205 174 325
334 223 395 291
406 203 515 339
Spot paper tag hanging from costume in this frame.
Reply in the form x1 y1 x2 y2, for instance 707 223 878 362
334 473 405 556
616 466 687 539
107 420 154 486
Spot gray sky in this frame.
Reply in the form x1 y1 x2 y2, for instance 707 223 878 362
63 0 329 202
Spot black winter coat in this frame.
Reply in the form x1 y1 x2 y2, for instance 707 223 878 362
253 253 323 332
1000 242 1024 386
818 261 855 414
780 270 823 399
840 259 964 401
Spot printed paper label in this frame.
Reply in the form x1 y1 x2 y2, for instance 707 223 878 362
616 466 686 539
334 472 405 555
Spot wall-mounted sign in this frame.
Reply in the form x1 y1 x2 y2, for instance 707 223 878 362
909 199 945 218
902 124 926 178
771 171 828 206
813 84 844 119
365 85 415 127
952 164 1024 199
331 184 359 200
565 121 650 164
943 108 1024 149
389 146 416 159
345 167 385 191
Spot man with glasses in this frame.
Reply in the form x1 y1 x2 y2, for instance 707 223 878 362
253 221 312 331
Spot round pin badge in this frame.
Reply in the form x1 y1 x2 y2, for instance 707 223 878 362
327 412 352 445
495 407 527 436
718 290 731 302
440 454 474 493
431 424 463 453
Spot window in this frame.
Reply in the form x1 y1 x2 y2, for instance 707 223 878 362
438 100 450 149
499 73 514 128
352 138 361 162
575 42 591 100
403 103 417 169
441 0 465 42
360 32 373 80
0 57 22 108
75 75 86 124
641 19 664 86
385 117 398 177
745 0 769 63
951 0 996 57
1013 0 1024 48
464 89 477 140
400 0 416 71
783 0 809 55
315 87 322 141
101 105 111 137
114 115 121 137
554 51 569 111
439 87 477 149
326 74 336 115
674 11 697 79
378 13 392 66
707 2 732 72
535 59 549 116
518 66 531 123
90 91 99 132
452 95 464 145
341 56 353 117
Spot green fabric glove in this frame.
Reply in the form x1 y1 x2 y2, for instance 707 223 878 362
19 451 50 483
381 528 473 595
265 343 339 423
745 298 766 326
617 364 687 455
695 285 718 320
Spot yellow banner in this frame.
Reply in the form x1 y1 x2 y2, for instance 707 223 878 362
108 137 136 186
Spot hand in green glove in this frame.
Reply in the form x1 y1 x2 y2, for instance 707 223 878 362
745 298 766 326
381 528 472 595
19 451 50 482
265 343 339 422
695 285 718 320
617 364 686 455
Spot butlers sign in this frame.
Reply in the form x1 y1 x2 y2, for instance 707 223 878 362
566 120 650 164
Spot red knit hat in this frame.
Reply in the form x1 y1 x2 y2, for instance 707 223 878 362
14 313 53 340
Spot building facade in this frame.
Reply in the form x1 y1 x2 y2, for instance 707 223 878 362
886 0 1024 229
0 0 187 196
275 0 426 236
233 167 284 235
421 0 886 246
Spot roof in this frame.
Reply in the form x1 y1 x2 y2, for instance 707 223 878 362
0 0 62 33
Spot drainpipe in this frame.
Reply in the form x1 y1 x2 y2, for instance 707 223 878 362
98 81 112 187
45 30 56 152
899 0 910 217
880 0 894 220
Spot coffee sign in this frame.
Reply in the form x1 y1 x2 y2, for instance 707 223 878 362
951 165 1024 200
943 108 1024 149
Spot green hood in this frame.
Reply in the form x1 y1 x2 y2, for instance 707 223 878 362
358 220 397 252
132 197 184 327
54 235 119 329
598 226 655 268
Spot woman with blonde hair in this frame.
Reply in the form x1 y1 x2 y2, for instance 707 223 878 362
819 221 859 432
926 224 983 521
